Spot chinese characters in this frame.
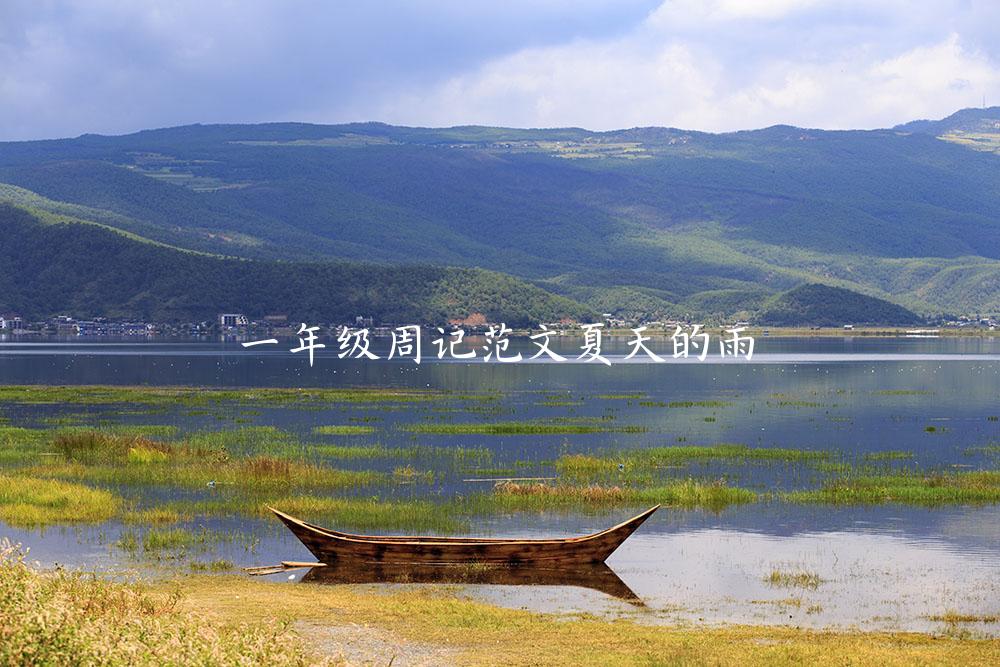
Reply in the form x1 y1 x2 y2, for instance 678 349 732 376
243 323 754 365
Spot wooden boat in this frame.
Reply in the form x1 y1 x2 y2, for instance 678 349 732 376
268 504 658 565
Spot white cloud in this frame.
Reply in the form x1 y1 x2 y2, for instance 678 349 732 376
0 0 999 137
372 1 1000 131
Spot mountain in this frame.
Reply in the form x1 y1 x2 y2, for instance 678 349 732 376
895 106 1000 155
0 204 592 325
1 109 999 321
757 284 922 327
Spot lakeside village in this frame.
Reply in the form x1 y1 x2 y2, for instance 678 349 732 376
0 311 998 338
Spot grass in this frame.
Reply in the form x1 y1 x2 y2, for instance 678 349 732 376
0 385 493 407
783 470 1000 506
166 574 1000 666
189 559 235 572
312 425 376 435
490 478 756 512
312 442 492 465
556 445 830 483
403 421 647 435
0 542 326 665
116 526 255 560
27 429 383 490
929 611 1000 624
0 475 121 527
30 456 382 490
4 542 996 665
765 569 823 590
257 496 469 533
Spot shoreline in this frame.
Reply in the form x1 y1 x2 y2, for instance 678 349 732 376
4 557 997 665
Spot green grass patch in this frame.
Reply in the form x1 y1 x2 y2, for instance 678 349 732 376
0 475 120 527
556 445 830 482
312 425 376 435
783 470 1000 506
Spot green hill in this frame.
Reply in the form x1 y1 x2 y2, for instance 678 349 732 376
2 109 999 320
0 204 592 325
757 284 923 327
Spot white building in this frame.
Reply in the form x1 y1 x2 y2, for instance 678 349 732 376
219 313 248 328
0 314 23 330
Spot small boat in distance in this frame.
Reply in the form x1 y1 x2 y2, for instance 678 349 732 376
269 505 658 565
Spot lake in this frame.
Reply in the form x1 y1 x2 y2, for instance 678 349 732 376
1 335 998 635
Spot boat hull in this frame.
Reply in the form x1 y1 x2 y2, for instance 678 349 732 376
270 505 658 565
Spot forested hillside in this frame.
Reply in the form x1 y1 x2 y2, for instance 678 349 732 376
0 205 592 325
2 108 999 320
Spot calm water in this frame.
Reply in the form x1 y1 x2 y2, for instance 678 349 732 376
1 335 998 633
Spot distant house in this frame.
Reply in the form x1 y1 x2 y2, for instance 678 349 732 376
219 313 248 328
0 314 22 330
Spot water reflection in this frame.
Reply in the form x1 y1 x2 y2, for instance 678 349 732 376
300 561 643 605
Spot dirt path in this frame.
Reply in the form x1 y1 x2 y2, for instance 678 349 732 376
295 620 462 666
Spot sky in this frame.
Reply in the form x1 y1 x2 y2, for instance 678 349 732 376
1 0 999 140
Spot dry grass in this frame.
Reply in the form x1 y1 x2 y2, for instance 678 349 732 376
0 542 334 665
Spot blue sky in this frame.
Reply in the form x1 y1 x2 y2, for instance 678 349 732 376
1 0 999 140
